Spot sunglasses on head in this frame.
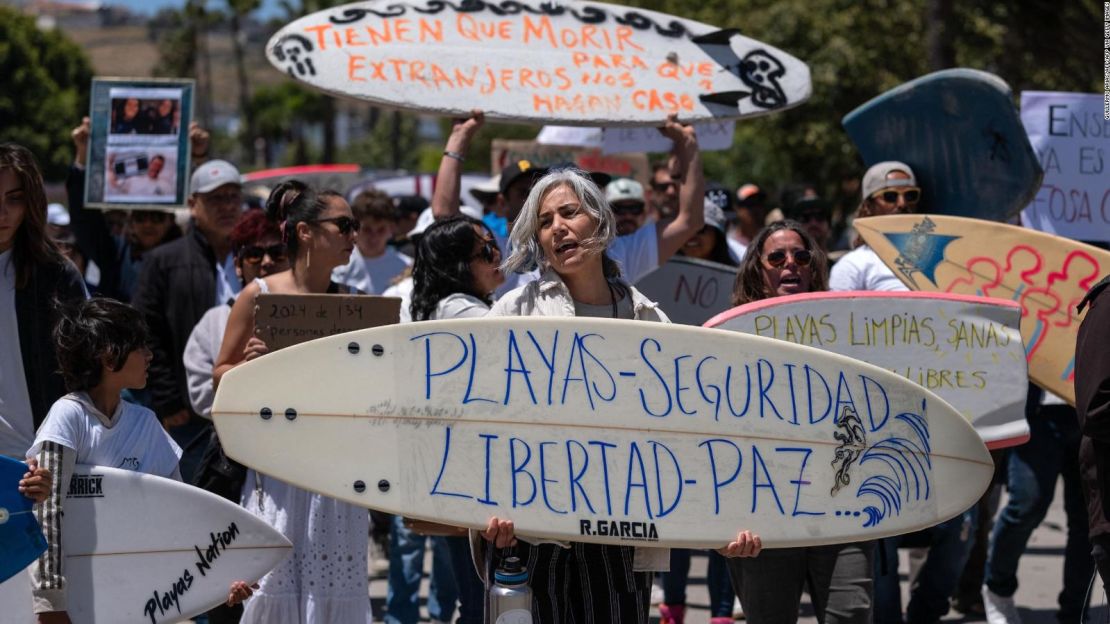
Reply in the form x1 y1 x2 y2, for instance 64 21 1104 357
612 201 645 216
872 187 921 204
471 239 500 263
314 216 361 235
239 243 287 265
763 248 813 268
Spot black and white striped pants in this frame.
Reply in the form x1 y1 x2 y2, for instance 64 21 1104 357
518 541 652 624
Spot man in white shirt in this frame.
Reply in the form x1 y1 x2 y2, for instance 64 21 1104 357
333 189 412 294
110 154 175 198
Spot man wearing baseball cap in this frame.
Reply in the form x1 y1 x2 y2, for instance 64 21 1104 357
132 158 244 453
605 178 649 237
829 161 918 292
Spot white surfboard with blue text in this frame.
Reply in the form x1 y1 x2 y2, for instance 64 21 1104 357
212 318 993 548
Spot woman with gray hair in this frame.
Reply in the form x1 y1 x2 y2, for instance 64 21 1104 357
479 120 762 623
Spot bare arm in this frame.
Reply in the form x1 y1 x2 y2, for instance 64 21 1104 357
431 110 484 220
654 114 706 265
213 281 263 389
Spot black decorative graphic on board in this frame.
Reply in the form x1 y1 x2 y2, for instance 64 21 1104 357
272 34 317 77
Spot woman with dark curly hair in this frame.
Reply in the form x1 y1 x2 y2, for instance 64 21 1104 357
727 221 875 624
392 215 504 624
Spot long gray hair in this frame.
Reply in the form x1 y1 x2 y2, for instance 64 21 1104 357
502 168 622 278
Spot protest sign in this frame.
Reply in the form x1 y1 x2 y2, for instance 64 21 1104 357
634 256 736 326
1019 92 1110 242
265 0 811 125
538 120 736 153
84 77 195 210
254 293 400 351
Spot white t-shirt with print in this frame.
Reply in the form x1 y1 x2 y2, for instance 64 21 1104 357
28 393 181 478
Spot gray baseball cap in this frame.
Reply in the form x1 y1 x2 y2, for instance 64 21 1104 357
862 161 917 199
190 160 242 195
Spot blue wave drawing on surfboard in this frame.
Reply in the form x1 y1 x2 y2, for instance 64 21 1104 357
855 404 932 528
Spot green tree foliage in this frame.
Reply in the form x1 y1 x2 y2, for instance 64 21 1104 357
0 7 93 181
250 82 331 165
622 0 1100 199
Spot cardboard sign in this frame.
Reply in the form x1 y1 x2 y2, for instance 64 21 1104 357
84 77 195 210
254 294 400 350
634 256 736 326
241 164 363 197
538 120 736 153
1019 92 1110 242
214 317 993 548
265 0 811 125
706 292 1030 449
491 139 649 185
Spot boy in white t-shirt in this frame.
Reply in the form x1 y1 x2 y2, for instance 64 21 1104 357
27 298 253 622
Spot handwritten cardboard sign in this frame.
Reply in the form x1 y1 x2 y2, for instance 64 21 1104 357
265 0 811 125
706 291 1030 449
254 293 400 350
634 256 736 326
1019 92 1110 242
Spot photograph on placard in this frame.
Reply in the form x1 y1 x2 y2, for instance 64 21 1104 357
102 147 178 203
108 93 182 137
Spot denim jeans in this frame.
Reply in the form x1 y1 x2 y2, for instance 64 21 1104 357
874 505 978 623
662 549 735 617
385 515 458 624
444 534 484 624
984 403 1092 620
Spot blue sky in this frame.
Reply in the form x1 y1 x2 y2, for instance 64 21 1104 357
106 0 285 19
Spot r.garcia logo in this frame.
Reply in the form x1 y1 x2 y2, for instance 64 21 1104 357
66 474 105 498
578 518 659 542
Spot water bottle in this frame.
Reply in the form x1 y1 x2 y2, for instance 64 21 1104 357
488 556 532 624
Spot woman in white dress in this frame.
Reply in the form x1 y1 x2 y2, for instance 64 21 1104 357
214 180 371 623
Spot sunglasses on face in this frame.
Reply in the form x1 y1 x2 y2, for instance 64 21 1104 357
612 201 645 216
651 180 677 193
239 244 287 265
763 248 813 268
471 239 501 263
871 187 921 204
314 216 361 235
796 210 828 224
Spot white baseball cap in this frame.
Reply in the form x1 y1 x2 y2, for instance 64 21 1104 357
190 160 242 195
47 203 70 226
605 178 644 204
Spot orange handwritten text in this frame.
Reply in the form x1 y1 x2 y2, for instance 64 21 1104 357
522 16 644 51
533 93 622 115
304 19 444 50
632 89 695 112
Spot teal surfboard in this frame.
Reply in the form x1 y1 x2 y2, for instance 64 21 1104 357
0 455 46 583
842 69 1043 222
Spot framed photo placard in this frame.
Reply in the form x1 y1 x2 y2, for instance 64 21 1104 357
84 77 195 210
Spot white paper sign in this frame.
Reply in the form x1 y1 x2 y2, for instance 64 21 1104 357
1019 91 1110 242
538 121 735 153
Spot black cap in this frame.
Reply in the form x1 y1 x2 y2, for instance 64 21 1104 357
785 196 832 221
499 160 548 195
705 181 735 212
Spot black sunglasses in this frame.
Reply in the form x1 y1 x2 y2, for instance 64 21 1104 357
612 202 645 216
239 243 287 265
314 216 361 235
130 210 172 224
763 248 813 268
872 188 921 204
651 180 677 192
471 239 501 263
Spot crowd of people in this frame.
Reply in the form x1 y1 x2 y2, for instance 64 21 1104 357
1 106 1107 624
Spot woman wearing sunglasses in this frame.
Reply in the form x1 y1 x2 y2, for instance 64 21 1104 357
727 221 875 624
480 153 762 622
213 180 371 624
828 161 919 292
397 215 505 624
